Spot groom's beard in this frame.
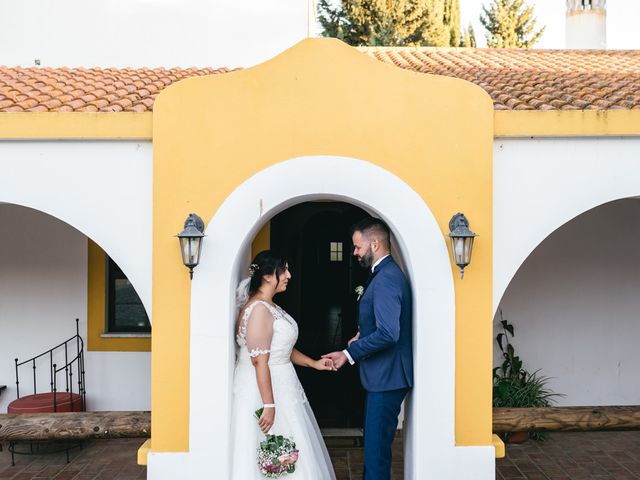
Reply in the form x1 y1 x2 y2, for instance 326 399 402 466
357 248 374 269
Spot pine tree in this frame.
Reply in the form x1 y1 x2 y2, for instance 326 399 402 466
460 24 477 48
479 0 545 48
317 0 460 47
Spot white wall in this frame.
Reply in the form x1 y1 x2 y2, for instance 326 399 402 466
494 136 640 310
0 140 152 318
494 136 640 406
0 204 150 412
496 199 640 405
0 0 309 68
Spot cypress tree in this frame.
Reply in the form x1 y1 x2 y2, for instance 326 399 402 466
479 0 545 48
460 24 477 48
443 0 461 47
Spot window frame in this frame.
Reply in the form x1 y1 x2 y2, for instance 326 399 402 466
105 256 151 334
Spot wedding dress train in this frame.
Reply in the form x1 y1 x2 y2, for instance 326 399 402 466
230 300 336 480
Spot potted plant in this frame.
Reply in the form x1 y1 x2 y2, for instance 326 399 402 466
493 310 562 443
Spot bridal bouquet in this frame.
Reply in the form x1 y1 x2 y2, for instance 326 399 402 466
254 408 299 477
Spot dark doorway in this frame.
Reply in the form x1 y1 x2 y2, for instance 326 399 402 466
271 202 369 428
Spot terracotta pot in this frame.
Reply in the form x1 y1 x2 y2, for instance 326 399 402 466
507 431 529 444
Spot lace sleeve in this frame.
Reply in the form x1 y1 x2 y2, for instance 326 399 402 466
244 303 275 358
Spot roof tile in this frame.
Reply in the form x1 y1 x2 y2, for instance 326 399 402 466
1 49 640 112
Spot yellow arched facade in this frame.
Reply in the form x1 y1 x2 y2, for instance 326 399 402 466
151 37 494 453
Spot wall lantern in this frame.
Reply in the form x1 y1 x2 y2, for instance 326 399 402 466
176 213 205 279
448 212 477 279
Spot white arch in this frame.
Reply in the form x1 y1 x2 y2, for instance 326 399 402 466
147 155 495 479
0 140 152 316
494 136 640 310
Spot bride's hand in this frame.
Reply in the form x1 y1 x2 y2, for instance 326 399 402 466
259 407 275 434
347 331 360 347
312 358 336 371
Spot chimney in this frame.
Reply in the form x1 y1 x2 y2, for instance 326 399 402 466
566 0 606 49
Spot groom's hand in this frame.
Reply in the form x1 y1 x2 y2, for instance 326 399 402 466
321 351 348 370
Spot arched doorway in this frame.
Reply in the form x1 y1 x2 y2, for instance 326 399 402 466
495 198 640 406
179 156 495 480
270 201 370 428
0 203 151 413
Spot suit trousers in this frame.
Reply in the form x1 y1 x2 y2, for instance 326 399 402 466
362 387 409 480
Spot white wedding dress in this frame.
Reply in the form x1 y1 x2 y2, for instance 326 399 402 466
230 300 336 480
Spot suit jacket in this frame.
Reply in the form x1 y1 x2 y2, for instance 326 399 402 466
346 256 413 392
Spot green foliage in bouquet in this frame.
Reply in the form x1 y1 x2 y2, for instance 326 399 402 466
493 310 563 441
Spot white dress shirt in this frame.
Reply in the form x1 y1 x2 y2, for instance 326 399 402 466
343 254 390 365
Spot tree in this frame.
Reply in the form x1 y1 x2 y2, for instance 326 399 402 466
479 0 545 48
317 0 460 47
460 24 476 48
443 0 460 48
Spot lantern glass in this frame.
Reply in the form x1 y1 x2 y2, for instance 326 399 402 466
464 237 474 265
450 236 474 268
451 237 465 266
179 236 202 268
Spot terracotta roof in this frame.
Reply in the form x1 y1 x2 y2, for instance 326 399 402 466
362 48 640 111
1 49 639 112
0 67 230 113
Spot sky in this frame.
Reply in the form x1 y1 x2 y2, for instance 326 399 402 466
459 0 640 49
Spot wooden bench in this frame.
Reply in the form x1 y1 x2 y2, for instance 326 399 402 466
493 405 640 432
0 411 150 442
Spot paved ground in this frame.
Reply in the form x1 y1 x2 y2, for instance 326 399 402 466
1 431 639 479
0 438 146 480
496 431 640 480
325 434 404 480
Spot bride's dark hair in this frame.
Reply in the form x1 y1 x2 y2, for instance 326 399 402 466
249 250 288 295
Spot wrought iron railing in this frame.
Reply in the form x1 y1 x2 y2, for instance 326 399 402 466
14 318 86 412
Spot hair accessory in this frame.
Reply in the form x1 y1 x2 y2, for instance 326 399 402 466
249 263 260 277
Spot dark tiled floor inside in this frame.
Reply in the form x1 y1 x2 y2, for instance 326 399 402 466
1 431 639 479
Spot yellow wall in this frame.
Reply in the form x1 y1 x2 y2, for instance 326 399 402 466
87 240 151 352
251 222 271 257
151 38 494 452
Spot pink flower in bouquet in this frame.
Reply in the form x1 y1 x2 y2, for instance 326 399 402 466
278 450 299 467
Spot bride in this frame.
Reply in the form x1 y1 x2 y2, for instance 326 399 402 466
230 250 337 479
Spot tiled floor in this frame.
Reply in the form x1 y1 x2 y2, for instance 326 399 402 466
496 431 640 480
325 434 404 480
0 438 147 480
1 431 639 479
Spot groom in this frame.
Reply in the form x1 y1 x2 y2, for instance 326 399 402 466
323 217 413 480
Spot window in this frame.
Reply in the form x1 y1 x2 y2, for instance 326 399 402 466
330 242 343 262
106 257 150 333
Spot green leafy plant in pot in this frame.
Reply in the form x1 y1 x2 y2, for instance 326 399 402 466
493 310 562 442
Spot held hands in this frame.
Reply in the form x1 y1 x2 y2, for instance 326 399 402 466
319 332 359 371
321 351 349 370
312 358 337 371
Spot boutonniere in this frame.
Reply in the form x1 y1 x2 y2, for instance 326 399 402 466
355 285 364 301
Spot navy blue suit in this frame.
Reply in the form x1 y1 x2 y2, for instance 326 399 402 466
346 256 413 479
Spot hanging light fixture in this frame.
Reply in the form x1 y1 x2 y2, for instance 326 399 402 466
176 213 205 279
448 213 477 279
